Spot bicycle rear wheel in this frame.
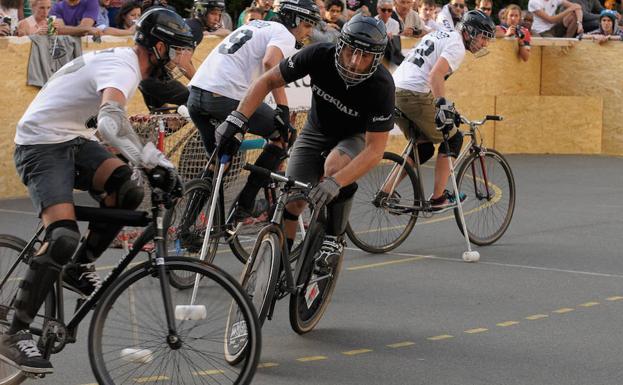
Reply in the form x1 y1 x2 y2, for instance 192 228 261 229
0 235 54 385
454 149 516 246
346 152 420 253
164 179 223 288
89 258 260 385
289 221 343 334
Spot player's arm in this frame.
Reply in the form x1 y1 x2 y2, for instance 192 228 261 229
428 56 451 98
263 46 288 106
238 65 287 118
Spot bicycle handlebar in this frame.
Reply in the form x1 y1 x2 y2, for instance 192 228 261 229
459 114 503 127
243 163 312 190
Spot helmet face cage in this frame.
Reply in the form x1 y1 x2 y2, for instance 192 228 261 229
335 37 384 87
464 24 494 56
458 10 495 56
279 1 321 29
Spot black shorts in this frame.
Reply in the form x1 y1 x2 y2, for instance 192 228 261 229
14 137 115 215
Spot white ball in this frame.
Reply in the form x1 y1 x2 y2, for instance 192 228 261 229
462 250 480 262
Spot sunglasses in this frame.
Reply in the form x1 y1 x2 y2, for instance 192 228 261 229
379 8 393 13
452 3 465 8
480 6 491 11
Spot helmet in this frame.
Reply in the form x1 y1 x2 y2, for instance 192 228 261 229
457 10 495 55
600 9 617 23
135 8 195 51
335 13 387 87
194 0 225 17
278 0 321 29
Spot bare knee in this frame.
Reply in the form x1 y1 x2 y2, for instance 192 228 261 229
286 199 307 216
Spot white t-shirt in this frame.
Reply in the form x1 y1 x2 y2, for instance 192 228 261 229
423 18 441 33
16 47 141 145
528 0 563 34
436 4 456 31
189 20 297 101
393 29 466 93
375 15 400 35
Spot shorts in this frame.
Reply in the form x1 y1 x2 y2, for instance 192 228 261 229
394 88 457 143
14 137 115 215
286 120 365 184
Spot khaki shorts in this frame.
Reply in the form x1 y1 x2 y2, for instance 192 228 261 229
394 88 457 143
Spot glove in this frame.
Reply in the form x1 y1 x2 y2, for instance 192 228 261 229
274 104 291 142
434 97 456 134
148 166 183 198
309 176 341 208
141 142 174 170
215 110 249 159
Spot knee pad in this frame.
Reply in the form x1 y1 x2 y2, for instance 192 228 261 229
326 183 358 236
409 142 434 164
104 165 144 210
31 220 80 272
439 131 464 157
283 207 300 221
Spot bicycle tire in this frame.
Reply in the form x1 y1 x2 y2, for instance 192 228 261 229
454 148 516 246
164 179 223 289
346 152 420 253
88 257 260 385
288 221 343 334
0 235 55 385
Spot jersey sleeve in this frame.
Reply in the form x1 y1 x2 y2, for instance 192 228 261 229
94 57 140 100
366 74 396 132
278 44 319 84
267 24 297 59
440 35 465 72
527 0 543 13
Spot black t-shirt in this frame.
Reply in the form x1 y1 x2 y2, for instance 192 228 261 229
278 43 395 139
185 18 205 46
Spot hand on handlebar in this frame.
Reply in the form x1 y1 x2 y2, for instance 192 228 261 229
215 111 249 158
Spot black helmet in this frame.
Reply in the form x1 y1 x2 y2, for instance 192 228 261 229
135 7 195 51
194 0 225 17
278 0 321 29
335 13 387 87
457 10 495 54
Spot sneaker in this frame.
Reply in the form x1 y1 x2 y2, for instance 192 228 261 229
314 235 344 276
429 189 467 212
0 330 53 374
62 263 102 297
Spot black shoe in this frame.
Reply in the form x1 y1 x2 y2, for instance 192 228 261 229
0 330 53 374
62 263 102 297
314 235 344 276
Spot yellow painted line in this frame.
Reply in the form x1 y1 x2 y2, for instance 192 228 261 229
347 256 426 271
342 348 372 356
258 362 279 368
193 369 224 376
497 321 519 327
387 341 415 348
296 356 328 362
606 296 623 301
579 302 600 307
552 308 574 314
427 334 453 341
525 314 549 320
134 375 170 383
464 328 488 334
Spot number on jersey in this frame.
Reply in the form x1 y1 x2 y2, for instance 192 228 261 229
219 29 254 54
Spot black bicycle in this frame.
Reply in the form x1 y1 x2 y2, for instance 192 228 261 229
225 164 343 365
0 184 260 385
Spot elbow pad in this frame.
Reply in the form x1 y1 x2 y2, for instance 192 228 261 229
97 102 173 169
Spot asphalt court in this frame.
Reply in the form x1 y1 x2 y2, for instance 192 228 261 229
1 154 623 385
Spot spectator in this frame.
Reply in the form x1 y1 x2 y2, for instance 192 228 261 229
376 0 399 35
496 4 531 61
237 0 275 27
436 0 465 31
96 0 109 28
50 0 101 36
569 0 608 33
242 6 262 23
419 0 440 32
1 0 23 34
16 0 49 35
392 0 424 36
528 0 583 37
310 0 340 42
477 0 493 17
324 0 344 29
187 0 230 39
584 9 623 41
106 0 121 27
141 0 175 12
114 1 140 29
344 0 374 18
522 10 533 30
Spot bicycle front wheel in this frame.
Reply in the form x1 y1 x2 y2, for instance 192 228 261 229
164 179 223 288
346 152 420 253
89 258 260 385
454 149 516 246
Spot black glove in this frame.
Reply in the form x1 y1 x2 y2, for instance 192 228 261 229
434 97 456 134
148 166 182 196
274 104 291 143
215 111 249 159
309 176 341 208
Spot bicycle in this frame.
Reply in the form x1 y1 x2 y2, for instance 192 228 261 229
0 182 261 385
346 111 516 255
228 163 343 358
